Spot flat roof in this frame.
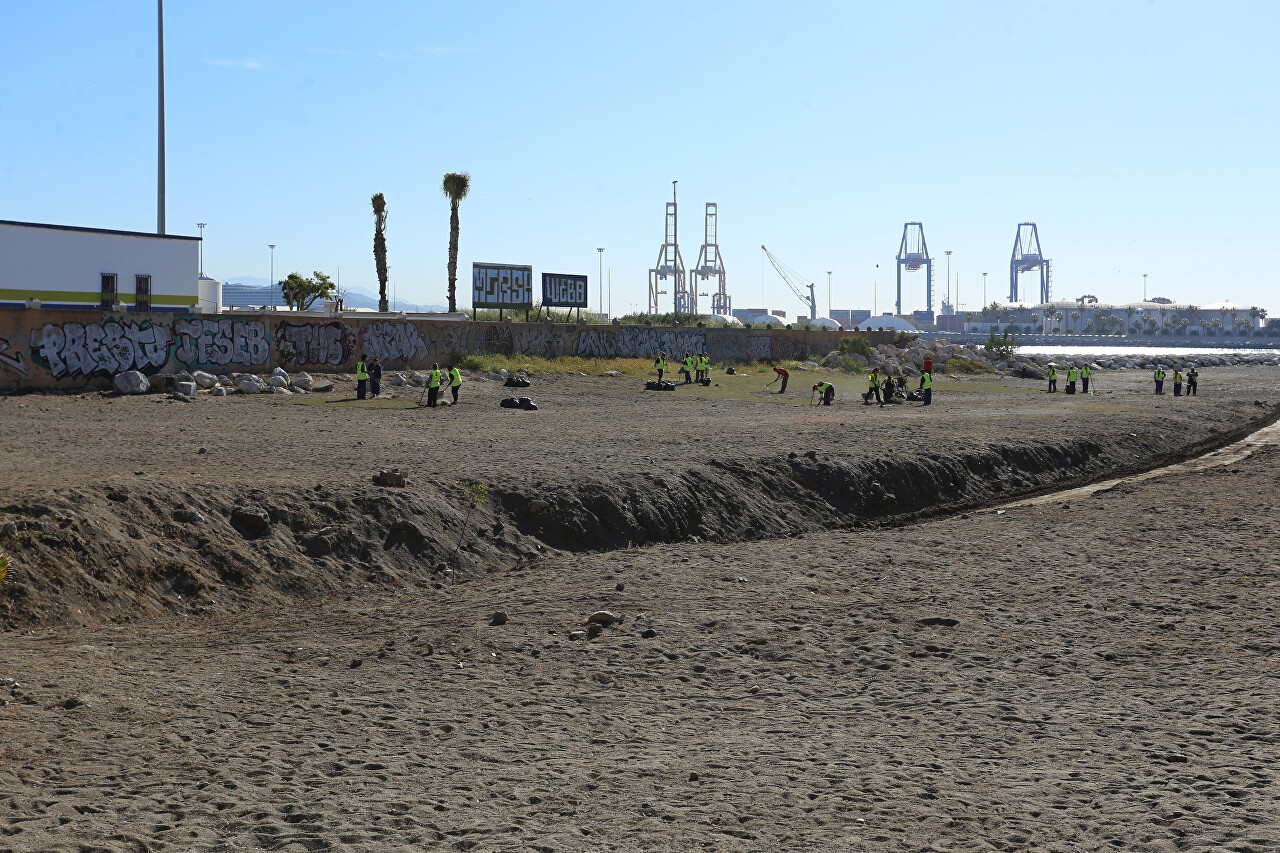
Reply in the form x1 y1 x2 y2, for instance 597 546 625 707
0 219 200 242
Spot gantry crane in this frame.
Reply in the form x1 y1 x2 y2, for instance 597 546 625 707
761 245 817 322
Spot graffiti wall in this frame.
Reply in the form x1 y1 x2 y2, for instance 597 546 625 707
0 307 893 390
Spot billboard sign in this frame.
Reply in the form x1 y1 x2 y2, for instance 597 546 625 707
472 263 533 309
541 272 589 308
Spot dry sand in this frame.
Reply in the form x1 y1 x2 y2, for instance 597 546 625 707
1 366 1279 850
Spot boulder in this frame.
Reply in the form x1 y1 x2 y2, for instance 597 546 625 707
235 375 263 394
409 372 429 386
385 373 407 387
113 371 150 395
587 610 620 626
230 505 271 533
267 374 289 388
211 387 228 396
291 372 313 391
271 367 290 382
311 379 334 393
175 381 197 397
373 468 408 487
487 373 506 382
192 370 218 389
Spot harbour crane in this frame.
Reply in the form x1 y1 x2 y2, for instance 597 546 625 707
761 245 817 322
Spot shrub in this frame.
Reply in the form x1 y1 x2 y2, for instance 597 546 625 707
942 357 995 375
893 331 919 347
837 336 874 358
983 330 1017 359
838 356 865 374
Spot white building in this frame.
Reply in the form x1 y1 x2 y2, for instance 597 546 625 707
962 299 1271 338
0 220 200 312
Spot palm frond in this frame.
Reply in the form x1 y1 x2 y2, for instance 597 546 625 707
442 172 471 201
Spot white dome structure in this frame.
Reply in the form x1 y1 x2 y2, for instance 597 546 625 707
750 314 786 327
807 317 842 330
853 314 917 332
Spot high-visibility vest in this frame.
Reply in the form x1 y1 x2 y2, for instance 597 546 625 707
1155 369 1165 380
1174 370 1182 382
921 371 933 390
683 357 694 371
882 375 893 389
449 368 462 387
868 374 879 389
355 361 369 380
698 356 709 370
1068 368 1078 381
428 369 441 388
1081 366 1091 379
816 382 832 393
1048 368 1057 379
655 357 667 371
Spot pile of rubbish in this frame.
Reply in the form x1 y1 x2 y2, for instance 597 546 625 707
499 397 539 411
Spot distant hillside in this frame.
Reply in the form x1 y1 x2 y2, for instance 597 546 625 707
220 278 446 313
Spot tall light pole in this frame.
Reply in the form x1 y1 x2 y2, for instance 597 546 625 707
157 0 166 234
196 223 206 276
873 264 879 318
268 244 277 294
826 270 832 319
1143 273 1148 301
982 272 988 307
597 248 605 316
944 250 952 311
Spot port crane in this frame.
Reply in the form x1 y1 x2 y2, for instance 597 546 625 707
761 245 817 322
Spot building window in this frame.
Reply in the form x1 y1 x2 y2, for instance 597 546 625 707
135 275 151 312
100 273 117 309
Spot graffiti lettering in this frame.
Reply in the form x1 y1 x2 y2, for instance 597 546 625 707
359 321 428 364
745 335 772 361
573 327 705 359
32 321 170 378
174 318 269 368
0 334 29 375
276 321 352 367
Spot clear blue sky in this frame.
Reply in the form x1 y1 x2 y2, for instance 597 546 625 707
3 1 1277 316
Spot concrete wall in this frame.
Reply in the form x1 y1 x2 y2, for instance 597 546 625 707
0 307 894 391
0 221 199 310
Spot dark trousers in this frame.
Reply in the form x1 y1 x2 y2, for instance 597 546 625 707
681 370 691 384
427 386 439 407
1048 379 1057 392
1082 378 1090 393
1155 380 1164 394
778 374 788 394
357 379 367 399
1066 381 1076 394
1174 383 1182 396
657 369 664 381
922 388 932 406
450 385 459 403
370 378 381 397
1188 381 1197 396
821 387 834 406
863 387 881 404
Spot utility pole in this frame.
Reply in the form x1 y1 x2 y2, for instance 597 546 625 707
156 0 165 234
197 223 206 276
873 264 879 318
597 248 605 316
982 272 988 307
1143 273 1148 301
826 271 832 319
268 244 277 297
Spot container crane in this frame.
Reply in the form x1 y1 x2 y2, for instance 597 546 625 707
761 245 817 322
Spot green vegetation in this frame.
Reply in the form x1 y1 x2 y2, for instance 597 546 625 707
0 550 10 588
450 480 488 561
469 307 608 323
940 356 996 375
279 271 335 311
612 311 722 327
983 330 1018 360
893 331 919 347
453 354 658 377
837 335 875 359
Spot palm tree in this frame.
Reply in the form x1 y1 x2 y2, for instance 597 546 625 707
441 172 472 312
1124 306 1137 337
1184 305 1201 335
1158 307 1169 333
1070 310 1081 334
1249 306 1266 331
371 193 389 313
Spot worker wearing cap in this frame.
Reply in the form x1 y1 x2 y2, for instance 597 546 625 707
863 367 882 404
654 352 667 382
1173 367 1183 397
1047 365 1058 393
426 362 442 407
813 381 835 406
1154 366 1165 395
1081 363 1092 393
919 367 933 406
448 364 463 404
1186 366 1199 396
355 354 369 400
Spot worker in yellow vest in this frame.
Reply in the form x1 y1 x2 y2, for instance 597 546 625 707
880 371 897 406
812 381 835 406
1066 365 1078 394
1046 365 1057 393
355 355 370 400
681 354 694 384
426 362 443 408
1173 368 1183 397
654 352 667 381
919 368 933 406
1153 366 1165 395
1081 363 1092 393
697 353 710 382
448 365 463 404
862 367 882 405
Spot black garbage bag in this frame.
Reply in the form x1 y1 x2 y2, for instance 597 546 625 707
645 380 677 391
500 396 538 410
504 376 531 388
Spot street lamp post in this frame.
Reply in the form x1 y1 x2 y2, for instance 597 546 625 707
157 0 165 234
197 223 206 276
826 271 832 319
268 244 277 297
982 272 988 308
597 248 605 316
944 250 952 311
1143 273 1148 301
873 264 879 318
